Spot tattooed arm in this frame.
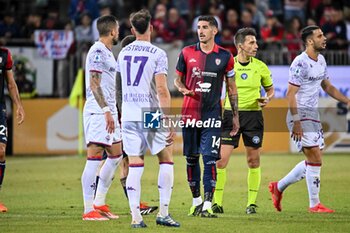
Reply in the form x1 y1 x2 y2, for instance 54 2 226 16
226 75 239 136
90 71 115 133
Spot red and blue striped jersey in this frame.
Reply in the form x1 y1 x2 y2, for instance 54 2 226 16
176 43 234 120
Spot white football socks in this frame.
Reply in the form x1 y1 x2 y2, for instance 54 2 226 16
158 163 174 217
81 160 101 214
94 156 122 206
306 164 321 208
278 160 306 192
127 165 144 223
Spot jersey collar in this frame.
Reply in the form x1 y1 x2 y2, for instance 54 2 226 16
196 42 219 54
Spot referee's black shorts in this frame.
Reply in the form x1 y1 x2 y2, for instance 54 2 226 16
221 110 264 148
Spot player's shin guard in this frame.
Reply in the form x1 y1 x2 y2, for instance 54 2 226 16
158 162 174 217
214 168 226 206
127 164 144 223
94 155 122 206
203 156 217 211
247 167 261 206
0 161 5 190
186 156 201 198
306 162 321 208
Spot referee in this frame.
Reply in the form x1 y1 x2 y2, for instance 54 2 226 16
212 27 274 214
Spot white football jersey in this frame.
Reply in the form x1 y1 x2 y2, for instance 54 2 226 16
84 41 118 114
288 52 329 120
116 40 168 121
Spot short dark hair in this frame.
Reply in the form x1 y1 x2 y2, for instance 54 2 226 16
234 27 257 46
130 9 151 34
97 15 118 37
121 35 136 47
198 15 218 28
301 25 320 43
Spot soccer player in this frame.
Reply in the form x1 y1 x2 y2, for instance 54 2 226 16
81 15 123 221
116 9 180 228
117 35 158 215
212 27 274 215
174 15 239 218
0 47 25 212
269 25 350 213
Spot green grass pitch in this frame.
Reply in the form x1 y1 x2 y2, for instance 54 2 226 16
1 154 349 233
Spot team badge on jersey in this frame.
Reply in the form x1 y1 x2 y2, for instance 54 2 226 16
191 67 201 79
215 58 221 65
241 73 248 80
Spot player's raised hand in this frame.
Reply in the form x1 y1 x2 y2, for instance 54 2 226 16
16 106 25 125
291 121 303 141
104 112 115 134
230 116 239 136
178 87 195 96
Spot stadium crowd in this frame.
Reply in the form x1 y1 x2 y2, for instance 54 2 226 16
0 0 349 97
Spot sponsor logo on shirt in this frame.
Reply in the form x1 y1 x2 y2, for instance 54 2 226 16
195 81 211 92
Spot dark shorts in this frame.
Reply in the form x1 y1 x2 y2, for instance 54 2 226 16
221 110 263 148
0 104 7 144
182 124 221 159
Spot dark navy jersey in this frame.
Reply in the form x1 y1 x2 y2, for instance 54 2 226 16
176 43 235 120
0 47 13 104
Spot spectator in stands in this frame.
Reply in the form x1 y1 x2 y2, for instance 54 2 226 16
220 8 240 55
223 9 240 36
260 10 284 49
75 12 93 43
191 4 222 43
69 0 99 26
151 3 167 43
20 12 43 40
267 0 284 22
220 27 236 55
43 8 64 30
172 0 190 22
92 3 111 41
322 7 348 50
284 0 308 24
162 7 187 47
240 9 260 39
285 16 303 62
243 0 266 29
315 0 340 25
0 12 20 40
306 17 317 26
13 60 36 98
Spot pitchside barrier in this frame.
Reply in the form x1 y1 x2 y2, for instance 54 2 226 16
12 97 350 155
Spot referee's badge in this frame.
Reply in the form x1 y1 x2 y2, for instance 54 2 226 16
241 73 248 80
252 136 260 144
215 58 221 65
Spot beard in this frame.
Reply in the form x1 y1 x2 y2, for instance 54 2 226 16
112 37 119 45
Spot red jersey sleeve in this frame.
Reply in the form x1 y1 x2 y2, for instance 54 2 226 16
5 49 13 70
225 54 235 78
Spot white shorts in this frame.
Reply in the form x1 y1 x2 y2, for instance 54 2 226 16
122 121 168 156
83 113 121 147
287 119 325 152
